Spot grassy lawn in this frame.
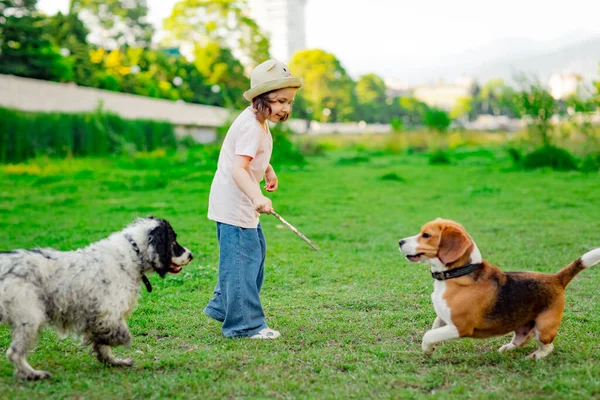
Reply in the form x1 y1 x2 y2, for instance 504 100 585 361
1 148 600 399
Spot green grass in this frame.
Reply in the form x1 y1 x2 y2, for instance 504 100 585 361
1 149 600 399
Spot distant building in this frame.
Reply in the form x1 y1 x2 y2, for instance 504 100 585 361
412 78 475 111
463 115 524 132
247 0 307 62
384 79 411 98
548 73 583 100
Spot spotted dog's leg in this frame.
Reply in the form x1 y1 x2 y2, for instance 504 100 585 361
5 292 51 380
93 344 133 366
92 319 133 367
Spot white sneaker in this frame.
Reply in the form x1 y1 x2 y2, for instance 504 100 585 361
250 327 281 339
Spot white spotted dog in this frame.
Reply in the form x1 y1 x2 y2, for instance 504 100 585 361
0 217 193 380
399 218 600 359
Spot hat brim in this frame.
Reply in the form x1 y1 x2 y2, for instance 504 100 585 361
244 77 303 101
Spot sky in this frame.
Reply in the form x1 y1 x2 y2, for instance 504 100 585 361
38 0 600 82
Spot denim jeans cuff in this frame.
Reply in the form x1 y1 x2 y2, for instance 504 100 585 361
225 323 268 338
204 307 225 323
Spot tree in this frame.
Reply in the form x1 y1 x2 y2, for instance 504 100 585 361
424 108 451 133
0 0 38 48
561 76 598 151
355 73 387 105
70 0 155 48
288 49 356 122
450 96 473 120
471 79 520 118
354 73 390 123
0 0 37 16
564 93 596 114
515 79 559 146
174 58 223 106
0 1 72 81
163 0 269 68
397 96 429 126
193 41 249 109
45 11 95 86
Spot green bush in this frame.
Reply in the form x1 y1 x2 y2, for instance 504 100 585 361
335 155 370 165
298 140 326 157
269 124 305 166
0 107 177 163
424 108 451 133
212 120 306 166
448 147 499 167
580 154 600 172
507 147 522 164
429 150 451 165
522 146 578 171
379 172 405 182
390 118 404 132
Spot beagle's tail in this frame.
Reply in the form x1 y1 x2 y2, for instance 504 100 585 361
556 248 600 288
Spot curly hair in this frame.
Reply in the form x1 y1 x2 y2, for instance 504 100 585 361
251 90 291 122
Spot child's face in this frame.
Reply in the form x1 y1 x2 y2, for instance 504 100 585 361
266 87 299 123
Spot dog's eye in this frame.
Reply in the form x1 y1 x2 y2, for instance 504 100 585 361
422 233 431 239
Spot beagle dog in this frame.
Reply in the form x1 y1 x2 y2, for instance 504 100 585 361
398 218 600 359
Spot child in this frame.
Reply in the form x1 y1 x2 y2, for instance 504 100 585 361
204 59 303 339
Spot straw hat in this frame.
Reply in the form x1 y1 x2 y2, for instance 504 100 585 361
243 59 303 101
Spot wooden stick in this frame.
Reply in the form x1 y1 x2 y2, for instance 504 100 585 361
270 210 319 251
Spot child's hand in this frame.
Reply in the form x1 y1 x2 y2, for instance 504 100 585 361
265 168 278 192
253 195 273 214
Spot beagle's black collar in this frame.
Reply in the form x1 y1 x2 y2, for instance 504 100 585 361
431 263 482 281
125 235 152 293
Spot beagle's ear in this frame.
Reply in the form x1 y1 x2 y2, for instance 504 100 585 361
438 225 472 265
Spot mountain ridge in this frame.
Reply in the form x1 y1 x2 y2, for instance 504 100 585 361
384 33 600 85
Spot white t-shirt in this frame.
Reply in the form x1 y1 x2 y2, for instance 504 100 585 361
208 107 273 228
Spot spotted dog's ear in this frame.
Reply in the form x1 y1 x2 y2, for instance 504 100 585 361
437 225 472 265
148 220 171 277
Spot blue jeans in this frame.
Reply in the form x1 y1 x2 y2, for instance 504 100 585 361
204 222 267 337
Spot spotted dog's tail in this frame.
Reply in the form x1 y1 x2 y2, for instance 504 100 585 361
555 248 600 288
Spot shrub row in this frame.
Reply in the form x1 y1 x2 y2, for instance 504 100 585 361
427 145 599 171
0 107 177 163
